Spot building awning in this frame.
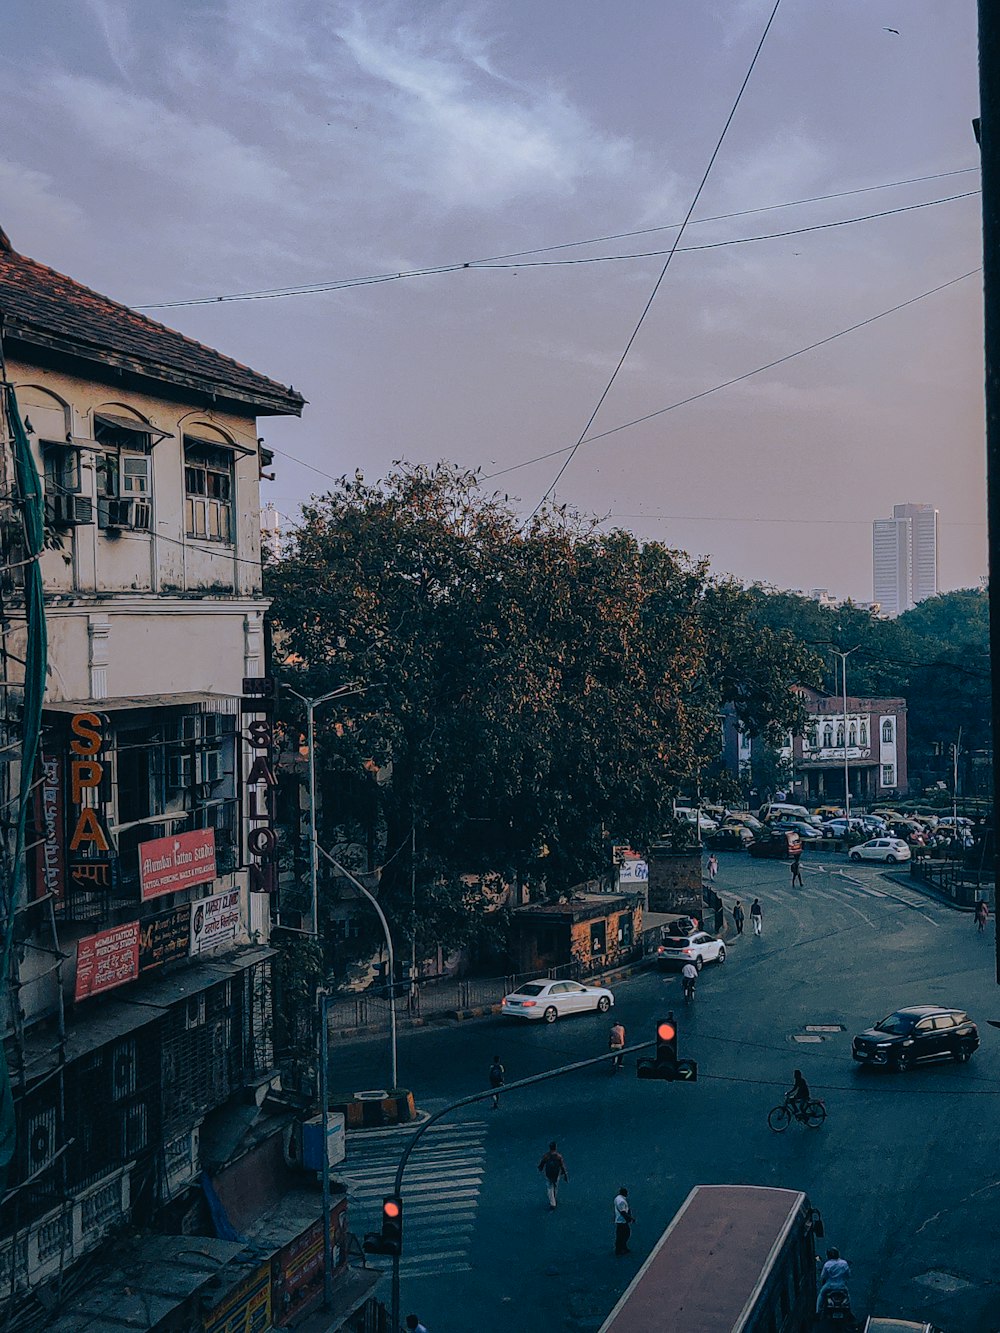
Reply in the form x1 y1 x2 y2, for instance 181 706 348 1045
17 993 169 1085
125 948 276 1011
43 692 240 715
94 411 174 443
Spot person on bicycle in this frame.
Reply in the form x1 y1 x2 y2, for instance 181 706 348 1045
681 961 698 1001
786 1069 810 1118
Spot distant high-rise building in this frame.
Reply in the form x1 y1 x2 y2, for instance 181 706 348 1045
872 503 939 616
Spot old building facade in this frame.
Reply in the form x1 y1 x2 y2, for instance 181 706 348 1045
0 227 303 1304
724 685 908 804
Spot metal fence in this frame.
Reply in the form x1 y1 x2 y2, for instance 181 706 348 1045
324 932 659 1036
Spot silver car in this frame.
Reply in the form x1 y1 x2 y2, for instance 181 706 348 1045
501 978 614 1023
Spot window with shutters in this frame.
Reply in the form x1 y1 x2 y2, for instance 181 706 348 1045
184 440 234 543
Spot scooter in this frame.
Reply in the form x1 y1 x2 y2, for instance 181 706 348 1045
816 1287 858 1329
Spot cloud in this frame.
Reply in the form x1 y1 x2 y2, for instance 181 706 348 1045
333 11 633 209
83 0 136 79
41 72 298 210
0 159 85 252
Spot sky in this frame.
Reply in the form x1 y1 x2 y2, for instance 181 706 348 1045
0 0 987 602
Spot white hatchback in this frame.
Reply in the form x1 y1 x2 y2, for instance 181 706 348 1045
500 978 614 1023
850 837 912 864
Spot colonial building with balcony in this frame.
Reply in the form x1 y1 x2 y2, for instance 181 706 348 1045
0 225 303 1307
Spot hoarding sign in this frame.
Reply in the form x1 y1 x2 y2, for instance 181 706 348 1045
33 753 65 901
67 857 116 895
242 685 278 894
68 712 111 855
139 904 190 972
201 1260 271 1333
75 920 140 1000
618 859 648 883
271 1201 347 1327
139 828 217 901
190 887 241 955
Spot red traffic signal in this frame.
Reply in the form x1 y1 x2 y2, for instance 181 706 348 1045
657 1021 676 1042
363 1195 404 1256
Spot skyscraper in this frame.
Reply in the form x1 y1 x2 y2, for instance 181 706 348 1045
872 503 939 616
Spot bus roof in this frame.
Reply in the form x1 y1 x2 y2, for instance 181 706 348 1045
600 1185 808 1333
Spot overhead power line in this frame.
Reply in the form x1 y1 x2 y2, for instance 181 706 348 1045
529 0 785 516
484 268 981 480
132 164 979 312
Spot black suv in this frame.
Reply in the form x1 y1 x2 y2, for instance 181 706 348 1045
852 1005 979 1071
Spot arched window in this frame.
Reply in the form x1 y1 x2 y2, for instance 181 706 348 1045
882 720 894 744
849 725 857 746
860 723 868 746
836 725 845 748
823 727 833 749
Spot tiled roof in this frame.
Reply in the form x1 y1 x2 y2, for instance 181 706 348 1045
0 228 304 417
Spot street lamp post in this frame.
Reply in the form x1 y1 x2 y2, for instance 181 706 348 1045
316 986 334 1309
832 648 860 817
285 683 364 937
315 841 398 1091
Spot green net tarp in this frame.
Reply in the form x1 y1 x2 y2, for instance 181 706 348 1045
0 381 48 1189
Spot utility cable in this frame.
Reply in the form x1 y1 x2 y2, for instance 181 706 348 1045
485 268 981 481
474 189 978 271
529 0 784 517
132 164 978 311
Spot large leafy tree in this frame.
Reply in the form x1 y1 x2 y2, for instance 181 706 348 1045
268 464 822 965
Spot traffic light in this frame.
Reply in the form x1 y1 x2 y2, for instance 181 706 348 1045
363 1196 404 1256
637 1015 697 1082
656 1018 678 1070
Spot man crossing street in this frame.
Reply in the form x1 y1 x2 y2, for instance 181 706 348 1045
614 1186 634 1255
750 898 763 936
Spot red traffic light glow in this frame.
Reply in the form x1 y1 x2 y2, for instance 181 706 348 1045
657 1022 676 1041
383 1200 401 1219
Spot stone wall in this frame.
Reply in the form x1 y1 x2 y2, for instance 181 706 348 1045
647 847 702 915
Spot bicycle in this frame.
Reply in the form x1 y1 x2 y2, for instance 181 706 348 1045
767 1097 827 1132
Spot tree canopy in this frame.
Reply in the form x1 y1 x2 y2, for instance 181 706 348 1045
267 464 819 965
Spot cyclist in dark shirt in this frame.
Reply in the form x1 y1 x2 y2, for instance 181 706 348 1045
786 1069 810 1117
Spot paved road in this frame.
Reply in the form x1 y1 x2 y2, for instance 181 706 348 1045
333 852 999 1332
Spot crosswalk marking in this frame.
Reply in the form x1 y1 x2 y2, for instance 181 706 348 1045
337 1120 487 1278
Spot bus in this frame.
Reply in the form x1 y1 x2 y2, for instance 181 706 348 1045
598 1185 823 1333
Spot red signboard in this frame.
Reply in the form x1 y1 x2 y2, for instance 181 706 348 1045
139 828 217 901
33 754 65 901
75 921 140 1000
271 1200 347 1327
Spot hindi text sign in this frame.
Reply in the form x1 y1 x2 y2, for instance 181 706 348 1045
75 921 140 1000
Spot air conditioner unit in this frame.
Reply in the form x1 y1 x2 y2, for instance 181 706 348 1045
100 498 152 531
48 494 93 527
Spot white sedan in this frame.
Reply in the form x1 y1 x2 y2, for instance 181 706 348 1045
501 978 614 1023
849 837 912 864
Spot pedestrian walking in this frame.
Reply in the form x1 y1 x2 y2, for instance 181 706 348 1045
538 1141 569 1210
790 852 803 888
974 901 989 934
405 1317 429 1333
733 900 745 935
614 1185 634 1255
488 1054 505 1109
706 853 718 882
750 898 763 936
609 1021 626 1072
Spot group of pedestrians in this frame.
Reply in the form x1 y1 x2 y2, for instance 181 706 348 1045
731 897 763 936
538 1141 634 1257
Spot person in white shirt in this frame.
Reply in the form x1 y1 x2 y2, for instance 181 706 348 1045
614 1186 633 1255
681 961 698 1001
816 1248 851 1313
